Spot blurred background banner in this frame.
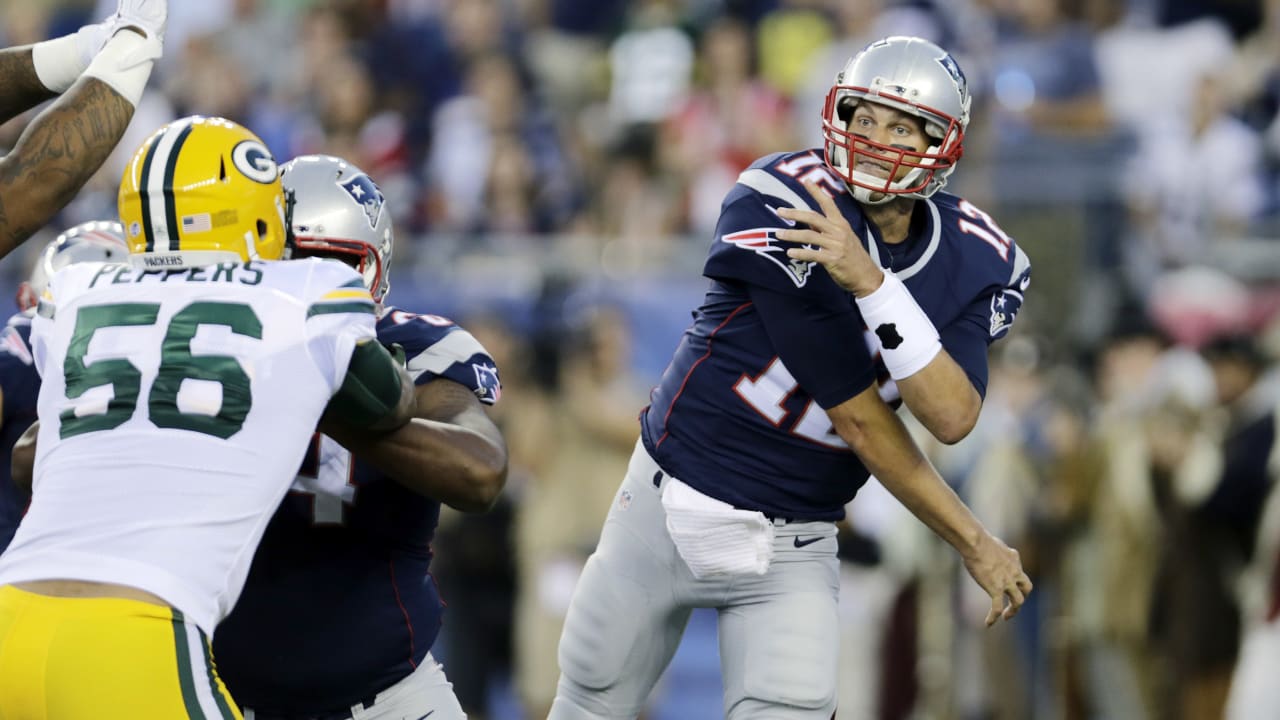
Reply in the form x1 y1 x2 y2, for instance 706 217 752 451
4 0 1280 718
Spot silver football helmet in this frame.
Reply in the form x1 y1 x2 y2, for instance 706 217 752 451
17 220 129 311
281 154 394 304
822 36 971 204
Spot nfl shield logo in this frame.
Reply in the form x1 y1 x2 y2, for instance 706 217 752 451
618 489 633 510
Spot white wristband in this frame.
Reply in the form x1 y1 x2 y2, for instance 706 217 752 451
32 33 88 93
855 272 941 380
82 30 161 108
32 22 113 93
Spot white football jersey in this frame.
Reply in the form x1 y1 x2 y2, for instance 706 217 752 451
0 257 377 634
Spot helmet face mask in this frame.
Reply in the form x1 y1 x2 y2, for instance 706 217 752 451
17 221 130 311
281 155 393 304
118 116 288 268
822 36 970 205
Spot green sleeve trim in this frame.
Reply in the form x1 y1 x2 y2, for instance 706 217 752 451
306 300 375 318
326 340 406 427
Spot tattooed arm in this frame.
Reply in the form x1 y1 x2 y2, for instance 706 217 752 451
0 48 58 126
0 76 135 258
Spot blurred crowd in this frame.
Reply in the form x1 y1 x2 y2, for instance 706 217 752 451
5 0 1280 718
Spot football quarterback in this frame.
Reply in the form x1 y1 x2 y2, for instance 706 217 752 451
550 37 1033 719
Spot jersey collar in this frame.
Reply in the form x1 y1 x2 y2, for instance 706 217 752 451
860 197 942 281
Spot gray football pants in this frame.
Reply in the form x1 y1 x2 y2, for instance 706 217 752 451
549 440 840 720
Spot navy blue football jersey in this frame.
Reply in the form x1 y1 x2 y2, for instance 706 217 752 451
213 307 501 714
640 149 1030 521
0 312 38 554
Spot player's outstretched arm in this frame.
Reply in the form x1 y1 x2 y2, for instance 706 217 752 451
0 77 135 257
323 339 417 435
780 183 981 443
0 49 60 124
828 385 1032 626
321 378 509 513
0 0 165 259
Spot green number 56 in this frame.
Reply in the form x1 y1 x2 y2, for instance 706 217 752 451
60 301 262 440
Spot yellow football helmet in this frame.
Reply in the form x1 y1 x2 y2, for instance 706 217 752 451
118 116 288 267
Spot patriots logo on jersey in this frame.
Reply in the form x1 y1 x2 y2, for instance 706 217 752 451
472 362 501 404
721 228 815 288
989 265 1030 338
0 326 32 365
339 173 385 230
989 290 1021 338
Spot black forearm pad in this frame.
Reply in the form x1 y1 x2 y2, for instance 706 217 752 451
327 340 408 427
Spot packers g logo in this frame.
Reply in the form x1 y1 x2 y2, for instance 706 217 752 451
231 140 278 184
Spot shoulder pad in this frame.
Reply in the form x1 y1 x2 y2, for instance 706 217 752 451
378 309 501 404
299 259 376 317
704 150 858 299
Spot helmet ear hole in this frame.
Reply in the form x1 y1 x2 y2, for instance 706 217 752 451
256 219 268 240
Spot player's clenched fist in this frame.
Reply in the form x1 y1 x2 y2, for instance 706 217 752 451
30 0 166 100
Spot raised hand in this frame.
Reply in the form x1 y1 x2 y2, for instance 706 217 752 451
776 181 885 298
111 0 167 43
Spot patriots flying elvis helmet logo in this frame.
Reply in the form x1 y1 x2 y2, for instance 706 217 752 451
339 173 385 230
936 53 967 96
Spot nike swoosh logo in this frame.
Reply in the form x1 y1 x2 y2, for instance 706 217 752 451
793 536 823 548
416 713 435 720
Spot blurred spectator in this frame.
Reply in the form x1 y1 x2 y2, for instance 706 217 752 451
518 0 626 117
953 336 1069 720
795 0 944 147
754 0 835 98
1122 68 1266 294
514 301 649 719
1229 0 1280 202
426 52 578 236
165 34 252 121
1139 334 1277 720
1 3 57 47
660 16 794 237
987 0 1111 140
1223 339 1280 719
607 0 695 128
1060 316 1210 720
1157 0 1263 38
1094 16 1235 132
585 127 685 262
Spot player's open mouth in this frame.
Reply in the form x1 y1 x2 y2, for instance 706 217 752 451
855 159 892 177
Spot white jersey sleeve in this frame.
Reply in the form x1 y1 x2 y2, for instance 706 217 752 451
298 257 379 392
